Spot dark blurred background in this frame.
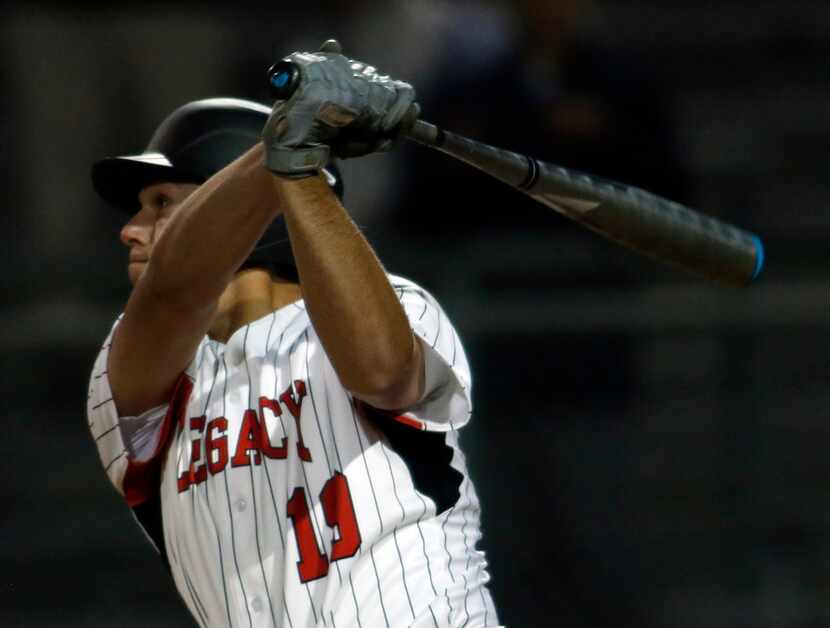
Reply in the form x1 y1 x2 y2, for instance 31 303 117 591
2 1 829 626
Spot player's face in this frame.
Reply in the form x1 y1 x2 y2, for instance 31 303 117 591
120 182 200 285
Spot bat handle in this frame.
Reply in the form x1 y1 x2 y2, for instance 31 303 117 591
406 119 441 146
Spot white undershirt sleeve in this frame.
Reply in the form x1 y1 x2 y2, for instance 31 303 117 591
119 404 169 462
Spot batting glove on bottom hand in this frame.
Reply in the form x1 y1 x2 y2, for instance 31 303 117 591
262 39 417 178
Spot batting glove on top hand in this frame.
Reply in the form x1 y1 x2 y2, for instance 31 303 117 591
262 39 417 178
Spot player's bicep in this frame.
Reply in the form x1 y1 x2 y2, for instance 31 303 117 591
109 283 215 417
349 330 426 411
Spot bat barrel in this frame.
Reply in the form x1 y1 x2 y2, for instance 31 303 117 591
527 161 764 286
406 122 764 286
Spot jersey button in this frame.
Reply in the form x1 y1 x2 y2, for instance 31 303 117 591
235 498 247 512
251 596 263 613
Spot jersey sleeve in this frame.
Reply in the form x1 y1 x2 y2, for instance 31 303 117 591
388 276 473 432
86 317 195 507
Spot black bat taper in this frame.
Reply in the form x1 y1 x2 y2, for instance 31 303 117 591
267 63 764 286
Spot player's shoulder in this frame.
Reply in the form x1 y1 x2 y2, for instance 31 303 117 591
387 273 436 300
387 273 460 331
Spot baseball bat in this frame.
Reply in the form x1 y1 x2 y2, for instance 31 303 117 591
267 62 764 286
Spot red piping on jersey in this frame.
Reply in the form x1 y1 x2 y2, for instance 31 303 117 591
122 375 194 507
393 414 426 430
354 399 426 431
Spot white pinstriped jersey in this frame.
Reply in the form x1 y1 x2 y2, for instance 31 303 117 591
87 275 501 628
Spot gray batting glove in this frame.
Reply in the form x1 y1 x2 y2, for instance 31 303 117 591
262 39 417 178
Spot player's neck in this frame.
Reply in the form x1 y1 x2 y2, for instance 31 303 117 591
208 268 301 343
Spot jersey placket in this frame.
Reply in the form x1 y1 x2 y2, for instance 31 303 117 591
220 343 272 628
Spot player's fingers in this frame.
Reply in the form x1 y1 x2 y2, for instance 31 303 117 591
380 82 415 132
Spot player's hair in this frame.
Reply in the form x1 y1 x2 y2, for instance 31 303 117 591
90 97 344 280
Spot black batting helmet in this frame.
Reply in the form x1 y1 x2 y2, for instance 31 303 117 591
91 97 344 280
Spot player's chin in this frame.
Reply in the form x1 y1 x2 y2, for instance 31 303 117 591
127 262 146 285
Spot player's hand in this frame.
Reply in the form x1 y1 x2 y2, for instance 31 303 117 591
262 39 417 178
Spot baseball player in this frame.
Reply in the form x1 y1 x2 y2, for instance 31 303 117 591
87 40 502 627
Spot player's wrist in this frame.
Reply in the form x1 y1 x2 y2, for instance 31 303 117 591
269 169 333 206
262 143 331 178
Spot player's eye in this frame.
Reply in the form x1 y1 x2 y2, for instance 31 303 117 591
155 194 173 210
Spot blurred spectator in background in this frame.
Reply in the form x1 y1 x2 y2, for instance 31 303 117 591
392 0 689 243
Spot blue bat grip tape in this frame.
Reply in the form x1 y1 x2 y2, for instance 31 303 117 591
750 234 765 281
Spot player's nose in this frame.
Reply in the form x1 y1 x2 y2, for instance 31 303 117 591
119 210 153 248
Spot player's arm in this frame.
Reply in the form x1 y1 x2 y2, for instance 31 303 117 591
109 144 280 417
263 41 424 411
273 175 425 411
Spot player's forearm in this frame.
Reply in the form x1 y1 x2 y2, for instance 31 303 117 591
275 175 424 409
141 144 279 310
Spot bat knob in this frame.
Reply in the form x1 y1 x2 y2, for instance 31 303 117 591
267 61 301 100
